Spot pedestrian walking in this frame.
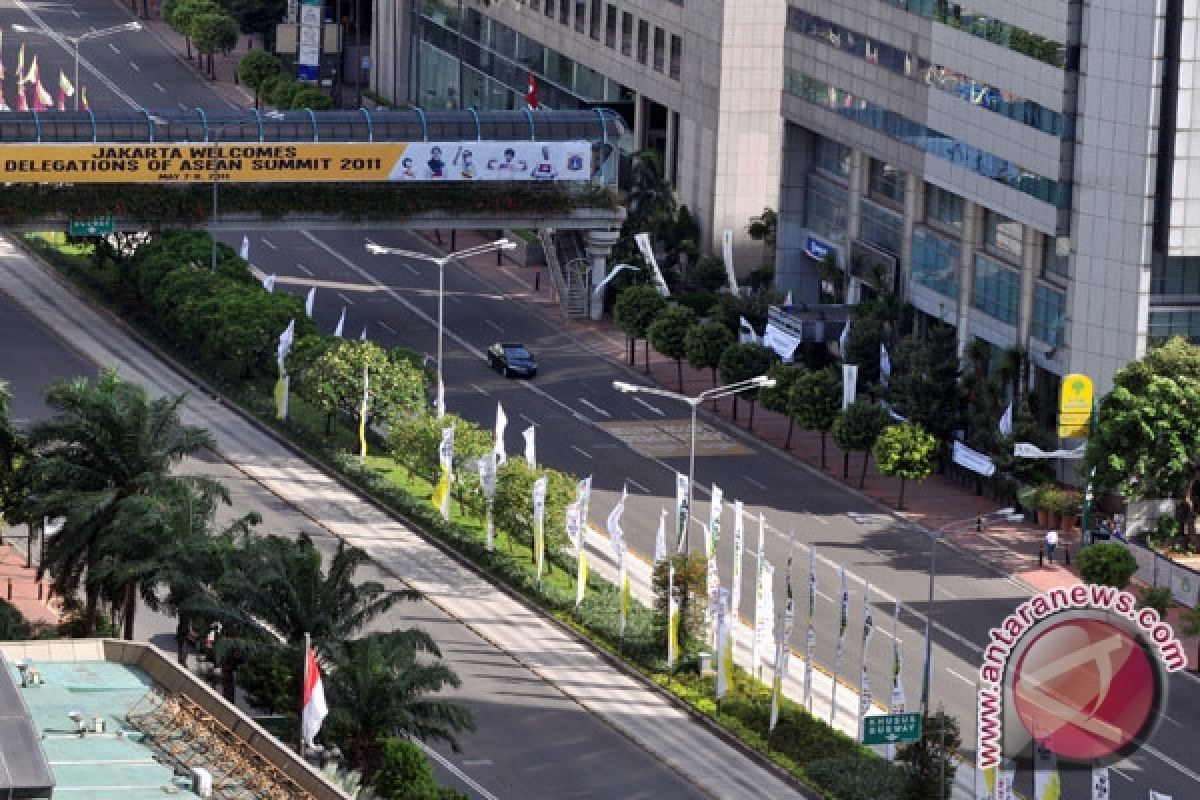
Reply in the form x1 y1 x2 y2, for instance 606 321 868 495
1045 529 1058 563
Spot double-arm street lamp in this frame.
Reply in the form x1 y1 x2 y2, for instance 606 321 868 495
367 239 515 416
918 506 1024 715
13 21 142 110
611 375 775 554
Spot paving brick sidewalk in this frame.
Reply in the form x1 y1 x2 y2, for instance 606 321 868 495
0 538 58 627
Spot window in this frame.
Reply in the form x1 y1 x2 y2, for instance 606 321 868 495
606 4 617 48
590 0 601 39
815 136 850 180
925 184 963 231
912 228 960 298
860 201 903 255
1149 309 1200 344
985 211 1023 261
575 0 586 32
1043 235 1069 280
653 27 665 72
545 0 555 20
669 34 682 79
868 158 906 206
637 19 648 64
560 0 570 25
1150 253 1200 296
621 12 633 56
805 175 848 244
1032 284 1066 346
972 253 1020 325
530 0 541 11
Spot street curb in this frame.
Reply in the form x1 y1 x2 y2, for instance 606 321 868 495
11 238 814 799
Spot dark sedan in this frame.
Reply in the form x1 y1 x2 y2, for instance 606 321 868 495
487 342 538 378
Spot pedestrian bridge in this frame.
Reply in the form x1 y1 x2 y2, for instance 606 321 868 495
0 107 626 233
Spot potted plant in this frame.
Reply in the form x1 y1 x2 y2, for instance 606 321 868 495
1058 489 1083 532
1034 483 1057 528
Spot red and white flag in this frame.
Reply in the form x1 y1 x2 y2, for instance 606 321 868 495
524 72 538 110
57 70 74 111
301 641 328 747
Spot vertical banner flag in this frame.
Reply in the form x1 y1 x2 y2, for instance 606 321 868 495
738 315 759 344
769 532 796 732
858 583 875 740
533 475 547 583
433 425 454 519
1090 768 1109 800
880 343 892 387
524 71 539 109
634 232 671 296
706 485 724 644
887 601 906 759
566 500 584 604
783 290 794 311
494 402 508 465
804 546 817 711
842 364 859 411
674 473 689 552
832 565 849 725
654 508 667 565
751 512 766 674
607 486 629 636
731 500 745 624
715 588 731 700
721 228 739 292
239 235 250 261
1033 734 1060 800
478 452 497 551
358 364 370 462
756 555 775 679
305 286 316 318
523 424 537 467
667 560 679 668
56 69 73 111
301 636 327 748
999 402 1013 436
436 374 446 419
334 306 346 337
839 318 852 358
275 319 295 420
999 762 1016 800
262 273 276 293
360 325 367 341
575 476 592 607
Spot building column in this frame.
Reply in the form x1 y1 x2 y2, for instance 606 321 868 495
845 150 867 302
900 173 920 302
586 229 621 320
1017 231 1040 359
664 108 677 184
633 92 645 151
956 201 982 360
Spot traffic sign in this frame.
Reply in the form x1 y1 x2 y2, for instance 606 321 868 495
863 712 922 745
68 215 113 236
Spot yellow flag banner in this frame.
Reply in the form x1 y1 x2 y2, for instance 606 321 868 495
667 562 679 669
433 426 454 519
273 372 289 420
575 551 588 608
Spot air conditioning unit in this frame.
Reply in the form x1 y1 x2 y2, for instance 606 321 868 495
191 767 213 798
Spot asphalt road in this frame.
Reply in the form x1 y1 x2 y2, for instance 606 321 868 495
0 1 1197 795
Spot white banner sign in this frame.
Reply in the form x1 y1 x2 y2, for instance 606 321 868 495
1014 442 1085 459
722 228 738 292
634 232 671 296
953 440 996 477
388 141 592 182
842 364 858 410
763 322 801 362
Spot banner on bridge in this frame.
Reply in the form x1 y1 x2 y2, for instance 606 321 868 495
0 140 593 183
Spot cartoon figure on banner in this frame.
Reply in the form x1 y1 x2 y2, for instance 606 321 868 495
426 146 446 179
566 150 585 174
531 145 556 180
489 147 527 176
398 157 417 180
459 149 476 179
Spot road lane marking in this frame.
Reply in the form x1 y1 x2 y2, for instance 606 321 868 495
484 319 503 332
337 291 355 305
152 81 166 93
378 321 397 334
109 42 121 54
744 476 767 490
129 61 140 72
470 384 489 396
631 396 665 416
177 101 189 111
448 293 463 304
413 741 499 800
626 478 650 493
404 263 420 276
518 413 537 426
578 398 611 418
936 586 959 599
946 668 973 686
260 237 277 250
570 445 593 460
295 263 313 276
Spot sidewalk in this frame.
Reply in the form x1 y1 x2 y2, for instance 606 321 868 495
0 538 58 627
140 9 258 109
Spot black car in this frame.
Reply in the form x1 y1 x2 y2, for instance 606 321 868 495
487 342 538 378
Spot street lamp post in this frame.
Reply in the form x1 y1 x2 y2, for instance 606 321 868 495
918 507 1023 716
12 21 142 110
367 239 516 416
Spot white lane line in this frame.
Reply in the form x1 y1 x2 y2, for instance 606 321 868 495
629 412 646 421
337 291 356 306
484 319 503 332
70 8 80 15
937 586 959 599
744 476 767 490
470 384 489 396
626 478 650 494
447 294 463 304
518 413 537 426
108 42 120 54
570 445 593 460
295 263 314 277
404 263 420 276
815 589 834 603
129 61 140 72
378 321 397 334
152 81 166 93
260 237 277 250
1110 766 1133 782
804 511 830 526
413 740 499 800
177 101 189 111
630 396 665 416
578 398 612 418
945 668 973 687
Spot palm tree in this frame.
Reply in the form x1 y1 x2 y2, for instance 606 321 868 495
325 631 475 780
22 369 224 635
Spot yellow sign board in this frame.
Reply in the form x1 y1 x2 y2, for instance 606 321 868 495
1058 420 1089 438
1059 373 1093 414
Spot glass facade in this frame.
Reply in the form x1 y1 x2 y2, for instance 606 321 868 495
972 253 1020 325
869 159 906 205
1043 235 1069 280
805 174 849 244
815 136 851 179
1032 284 1066 346
784 71 1069 208
1149 309 1200 344
1150 254 1200 296
786 8 1069 137
912 228 960 298
860 200 903 255
926 184 964 230
985 211 1024 261
878 0 1067 68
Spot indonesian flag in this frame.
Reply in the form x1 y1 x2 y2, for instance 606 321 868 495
14 45 26 112
524 72 538 110
301 642 328 747
79 85 89 111
57 70 73 111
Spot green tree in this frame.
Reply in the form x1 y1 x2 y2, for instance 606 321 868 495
759 362 805 448
833 401 889 487
844 317 885 395
688 255 728 292
0 599 31 640
618 150 676 262
745 207 777 266
371 737 466 799
388 413 493 516
325 631 475 780
1084 337 1200 549
717 343 777 427
236 49 281 108
291 86 336 110
290 338 426 435
887 324 963 460
228 0 287 48
683 319 735 396
1076 542 1139 588
651 552 706 658
267 76 304 109
874 422 937 509
613 284 667 369
1138 586 1174 616
647 304 697 391
190 11 238 79
897 709 961 800
23 370 224 637
792 366 842 468
491 458 576 563
165 0 221 61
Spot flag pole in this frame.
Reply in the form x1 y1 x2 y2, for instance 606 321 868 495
300 632 310 759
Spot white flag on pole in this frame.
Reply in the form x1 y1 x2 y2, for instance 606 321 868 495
359 325 368 341
634 232 670 296
606 485 627 560
674 473 689 552
715 588 731 700
333 307 346 338
435 375 446 418
722 228 738 293
832 565 848 725
842 364 858 411
730 500 744 624
804 546 816 711
769 532 795 732
653 508 667 565
999 402 1013 437
276 318 295 368
434 425 454 519
839 318 852 358
607 485 629 637
494 403 508 465
880 343 892 387
783 289 794 310
533 475 547 582
239 235 250 261
858 583 875 739
262 273 276 293
305 286 316 318
523 424 536 467
738 315 759 344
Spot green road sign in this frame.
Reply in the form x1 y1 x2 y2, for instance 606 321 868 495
863 712 922 745
68 216 113 236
